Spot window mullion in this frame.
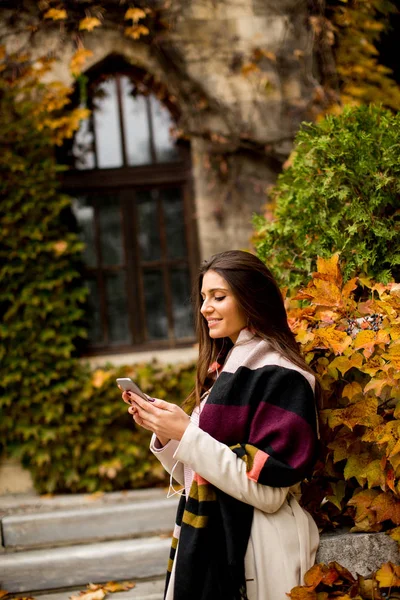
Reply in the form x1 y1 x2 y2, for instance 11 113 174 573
158 194 174 341
115 75 128 167
93 203 109 345
145 96 157 164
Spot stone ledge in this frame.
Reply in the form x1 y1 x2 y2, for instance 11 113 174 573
317 529 400 577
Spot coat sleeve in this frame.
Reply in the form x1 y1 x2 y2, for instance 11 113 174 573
173 422 289 513
149 434 185 486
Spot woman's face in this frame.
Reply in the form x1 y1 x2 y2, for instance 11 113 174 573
200 270 247 344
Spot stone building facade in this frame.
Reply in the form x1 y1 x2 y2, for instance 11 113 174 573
2 0 320 366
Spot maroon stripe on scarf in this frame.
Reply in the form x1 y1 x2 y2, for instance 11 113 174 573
199 403 251 444
249 402 315 468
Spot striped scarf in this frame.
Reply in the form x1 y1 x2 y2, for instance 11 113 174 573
166 329 318 600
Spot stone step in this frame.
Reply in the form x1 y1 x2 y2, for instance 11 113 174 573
0 536 171 593
2 496 178 550
7 578 165 600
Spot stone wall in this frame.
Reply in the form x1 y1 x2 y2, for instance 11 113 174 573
1 0 319 260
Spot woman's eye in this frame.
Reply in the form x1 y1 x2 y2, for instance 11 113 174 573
215 296 226 302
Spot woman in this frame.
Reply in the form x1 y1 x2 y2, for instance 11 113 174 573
122 250 320 600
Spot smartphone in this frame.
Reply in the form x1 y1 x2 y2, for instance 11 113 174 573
116 378 150 401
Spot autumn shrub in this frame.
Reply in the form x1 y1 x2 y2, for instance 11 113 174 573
286 255 400 536
254 104 400 289
28 360 195 494
289 561 400 599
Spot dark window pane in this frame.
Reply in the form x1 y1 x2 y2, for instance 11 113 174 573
162 188 186 259
171 268 194 338
97 195 124 266
93 78 123 169
72 107 96 170
143 271 168 340
106 272 130 343
85 278 103 344
121 77 152 166
150 96 180 163
71 196 97 267
137 190 161 261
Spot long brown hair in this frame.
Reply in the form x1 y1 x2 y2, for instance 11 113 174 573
186 250 321 410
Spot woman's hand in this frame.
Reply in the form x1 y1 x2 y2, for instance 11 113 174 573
126 392 190 443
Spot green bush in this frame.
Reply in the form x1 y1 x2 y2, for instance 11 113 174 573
254 105 400 289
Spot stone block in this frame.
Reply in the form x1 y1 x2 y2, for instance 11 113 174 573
317 529 400 577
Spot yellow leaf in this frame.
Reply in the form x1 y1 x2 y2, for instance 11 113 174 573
364 377 392 398
316 253 342 287
79 17 102 32
365 459 386 488
388 526 400 542
382 341 400 368
52 240 68 255
344 453 369 484
103 582 136 593
389 438 400 459
70 48 94 77
241 63 260 76
124 25 150 39
125 7 146 22
70 590 105 600
44 8 67 20
314 326 352 355
375 562 400 587
342 277 358 298
326 480 346 510
342 381 363 401
353 330 376 358
91 369 111 388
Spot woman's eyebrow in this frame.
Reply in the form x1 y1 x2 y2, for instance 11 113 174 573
201 287 229 295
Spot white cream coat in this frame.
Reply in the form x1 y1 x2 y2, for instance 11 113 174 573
151 421 319 600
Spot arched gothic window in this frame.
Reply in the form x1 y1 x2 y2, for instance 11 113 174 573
62 58 198 354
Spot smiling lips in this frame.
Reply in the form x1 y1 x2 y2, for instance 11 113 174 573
207 319 222 327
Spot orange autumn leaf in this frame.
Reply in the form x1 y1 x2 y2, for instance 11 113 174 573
79 17 102 32
316 253 343 288
375 562 400 587
52 240 68 255
314 326 352 355
103 582 136 593
44 8 67 20
70 48 94 77
70 590 105 600
348 489 380 520
296 279 343 308
371 492 400 525
288 586 317 600
328 561 356 583
0 592 9 600
124 25 150 39
304 564 327 588
125 7 147 22
342 277 358 298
